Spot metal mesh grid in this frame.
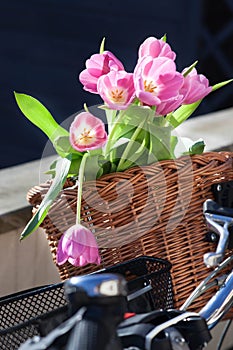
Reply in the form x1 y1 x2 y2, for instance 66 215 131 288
104 256 173 311
0 257 173 349
0 284 66 349
0 284 66 329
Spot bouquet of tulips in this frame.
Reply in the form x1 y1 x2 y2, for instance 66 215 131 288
15 35 231 267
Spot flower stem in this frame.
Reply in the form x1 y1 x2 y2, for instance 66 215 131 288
76 152 89 224
116 118 146 171
105 109 117 135
104 109 127 155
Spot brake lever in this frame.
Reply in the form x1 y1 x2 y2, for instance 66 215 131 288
203 200 233 267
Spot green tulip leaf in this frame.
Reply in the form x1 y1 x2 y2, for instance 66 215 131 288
167 100 202 128
161 34 167 42
99 37 106 54
53 135 83 158
20 156 72 240
167 79 232 128
183 61 198 77
188 140 205 155
14 92 69 156
212 79 233 91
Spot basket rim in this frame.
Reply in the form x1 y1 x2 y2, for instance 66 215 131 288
26 151 233 207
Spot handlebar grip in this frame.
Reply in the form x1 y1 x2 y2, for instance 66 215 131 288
66 305 122 350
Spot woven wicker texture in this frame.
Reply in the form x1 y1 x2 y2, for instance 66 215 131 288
27 152 233 316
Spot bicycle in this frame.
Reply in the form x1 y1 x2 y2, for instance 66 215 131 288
14 195 233 350
1 181 233 350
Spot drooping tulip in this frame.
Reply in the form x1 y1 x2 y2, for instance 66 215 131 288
79 51 124 93
97 70 135 110
134 56 184 107
180 68 212 104
56 224 101 267
69 112 107 152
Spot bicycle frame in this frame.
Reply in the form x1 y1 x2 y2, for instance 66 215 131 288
180 199 233 330
199 268 233 329
17 199 233 350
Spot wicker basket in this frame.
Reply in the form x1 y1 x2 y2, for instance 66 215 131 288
27 151 233 316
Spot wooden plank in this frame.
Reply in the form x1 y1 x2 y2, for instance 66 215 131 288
0 227 60 297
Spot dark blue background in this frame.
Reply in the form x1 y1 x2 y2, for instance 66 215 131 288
0 0 232 168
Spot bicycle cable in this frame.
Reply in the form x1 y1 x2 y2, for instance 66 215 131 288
217 319 232 350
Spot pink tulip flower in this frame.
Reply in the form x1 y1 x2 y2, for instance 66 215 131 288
79 51 124 93
156 95 184 116
56 224 101 267
69 112 107 152
134 56 184 107
97 70 135 110
138 37 176 61
180 68 212 104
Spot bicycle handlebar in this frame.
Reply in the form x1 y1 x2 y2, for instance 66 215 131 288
66 305 123 350
18 198 233 350
203 199 233 267
65 274 127 350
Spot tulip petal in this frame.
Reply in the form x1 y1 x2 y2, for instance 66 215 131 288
69 112 107 152
134 56 183 110
97 71 135 110
56 224 101 267
79 51 124 94
139 37 176 61
181 68 212 104
56 236 68 265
